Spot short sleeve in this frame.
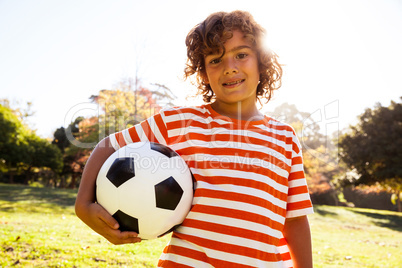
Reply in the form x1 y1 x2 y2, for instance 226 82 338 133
286 133 314 218
109 111 169 151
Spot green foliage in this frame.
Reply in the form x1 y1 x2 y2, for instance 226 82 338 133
53 127 73 153
25 134 63 173
391 192 402 206
0 104 63 183
51 118 94 188
0 104 30 168
339 99 402 190
0 99 35 127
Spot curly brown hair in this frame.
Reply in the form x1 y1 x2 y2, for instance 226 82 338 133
184 10 282 104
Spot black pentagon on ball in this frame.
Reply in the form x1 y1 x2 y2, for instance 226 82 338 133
150 142 179 158
157 223 182 238
113 210 139 233
154 176 183 210
106 157 135 187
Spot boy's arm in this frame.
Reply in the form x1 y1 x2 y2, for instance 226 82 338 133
75 137 141 245
283 215 313 268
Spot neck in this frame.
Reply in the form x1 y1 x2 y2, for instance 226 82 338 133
210 101 263 121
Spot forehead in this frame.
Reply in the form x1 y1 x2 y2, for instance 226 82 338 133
206 30 254 56
225 30 253 49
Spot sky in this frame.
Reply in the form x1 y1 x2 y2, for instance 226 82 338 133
1 0 401 139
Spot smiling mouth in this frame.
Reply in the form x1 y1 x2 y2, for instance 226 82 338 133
222 79 245 86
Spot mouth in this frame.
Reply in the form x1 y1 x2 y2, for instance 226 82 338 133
222 79 245 87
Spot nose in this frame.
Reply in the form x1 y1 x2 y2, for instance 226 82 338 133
224 58 238 75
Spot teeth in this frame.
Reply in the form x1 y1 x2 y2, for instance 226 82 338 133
224 80 243 85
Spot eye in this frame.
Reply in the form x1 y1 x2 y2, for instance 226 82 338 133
209 58 221 64
236 53 248 59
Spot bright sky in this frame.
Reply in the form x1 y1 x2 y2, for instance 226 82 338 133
1 0 401 138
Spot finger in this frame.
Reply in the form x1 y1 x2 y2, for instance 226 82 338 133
120 231 140 239
119 231 142 243
109 230 141 244
96 205 120 229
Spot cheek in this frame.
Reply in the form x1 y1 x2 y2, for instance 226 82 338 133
205 69 219 85
249 59 260 71
250 63 261 81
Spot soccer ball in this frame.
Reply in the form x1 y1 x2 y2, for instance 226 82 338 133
96 141 193 240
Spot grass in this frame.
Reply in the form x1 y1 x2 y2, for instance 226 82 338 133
310 206 401 267
0 183 401 267
0 184 168 267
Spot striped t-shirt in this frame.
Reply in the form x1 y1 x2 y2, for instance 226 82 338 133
109 104 313 268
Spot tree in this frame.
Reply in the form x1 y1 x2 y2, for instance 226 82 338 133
90 79 175 136
90 88 140 136
53 127 72 153
23 134 63 184
269 103 340 205
52 117 94 188
149 83 176 107
339 99 402 211
0 99 35 129
54 79 176 187
0 104 30 183
269 103 326 150
0 104 63 184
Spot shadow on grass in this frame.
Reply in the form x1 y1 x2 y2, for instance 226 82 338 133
0 183 77 212
352 210 402 232
314 207 338 217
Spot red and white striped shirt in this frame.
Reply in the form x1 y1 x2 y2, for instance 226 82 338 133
109 104 313 268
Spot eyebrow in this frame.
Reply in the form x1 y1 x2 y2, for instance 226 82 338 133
206 45 252 57
228 45 252 53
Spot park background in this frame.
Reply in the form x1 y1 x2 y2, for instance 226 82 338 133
1 0 401 267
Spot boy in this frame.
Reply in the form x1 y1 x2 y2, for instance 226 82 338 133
75 10 314 267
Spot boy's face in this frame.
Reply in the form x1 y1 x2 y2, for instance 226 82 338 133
204 30 260 108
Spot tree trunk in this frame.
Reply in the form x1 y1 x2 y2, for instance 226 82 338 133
9 171 14 184
69 173 77 189
59 176 66 188
24 166 33 185
331 191 339 206
8 163 14 184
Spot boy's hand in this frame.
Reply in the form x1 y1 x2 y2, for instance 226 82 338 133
79 202 141 245
75 137 140 245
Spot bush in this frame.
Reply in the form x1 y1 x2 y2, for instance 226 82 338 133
343 186 397 211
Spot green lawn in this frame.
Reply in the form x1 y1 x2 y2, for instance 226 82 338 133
0 183 401 267
309 206 401 267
